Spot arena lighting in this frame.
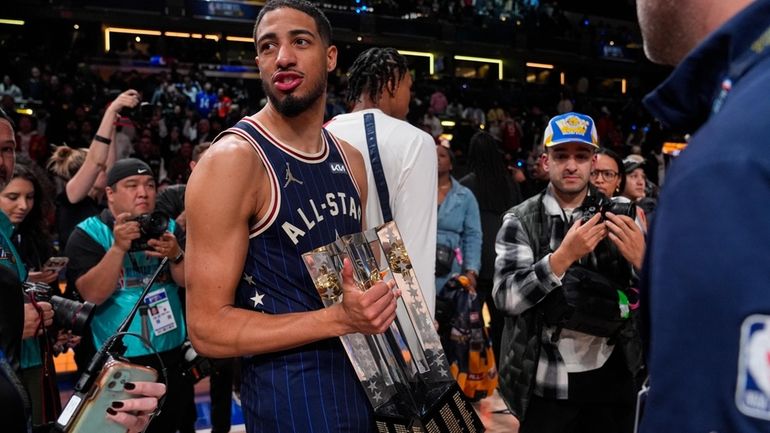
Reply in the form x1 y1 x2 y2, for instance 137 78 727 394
440 120 455 127
397 50 435 75
455 55 504 80
165 31 191 38
164 32 219 42
226 36 254 43
526 62 554 70
0 19 25 26
104 27 220 52
104 27 161 52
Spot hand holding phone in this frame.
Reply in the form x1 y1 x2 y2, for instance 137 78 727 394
42 256 69 274
57 358 158 433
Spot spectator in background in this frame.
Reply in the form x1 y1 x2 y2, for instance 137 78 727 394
423 109 443 138
195 82 218 119
460 131 521 362
622 155 647 202
430 88 448 115
130 134 162 180
0 75 23 102
1 161 61 426
556 91 574 114
326 46 438 315
520 145 549 199
166 141 194 184
195 118 212 144
435 141 482 298
15 115 48 166
590 147 625 198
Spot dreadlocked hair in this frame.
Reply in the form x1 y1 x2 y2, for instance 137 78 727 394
346 47 409 105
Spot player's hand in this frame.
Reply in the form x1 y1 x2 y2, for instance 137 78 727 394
106 381 166 433
338 258 399 335
113 213 141 253
22 301 53 338
605 212 646 271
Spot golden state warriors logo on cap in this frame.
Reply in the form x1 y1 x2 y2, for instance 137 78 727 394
543 112 599 148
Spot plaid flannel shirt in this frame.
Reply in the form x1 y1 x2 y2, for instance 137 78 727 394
493 184 614 400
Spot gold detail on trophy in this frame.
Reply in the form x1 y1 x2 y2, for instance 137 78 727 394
315 264 342 302
387 240 414 284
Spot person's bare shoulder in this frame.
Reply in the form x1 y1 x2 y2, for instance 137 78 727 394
186 133 265 221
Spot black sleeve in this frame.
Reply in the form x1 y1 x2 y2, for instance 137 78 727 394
155 186 185 219
174 224 186 250
64 228 108 288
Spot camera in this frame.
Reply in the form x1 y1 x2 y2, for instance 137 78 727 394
24 282 95 336
180 339 212 383
580 193 636 223
129 211 170 251
120 101 154 123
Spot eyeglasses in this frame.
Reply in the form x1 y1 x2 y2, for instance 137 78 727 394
590 170 619 181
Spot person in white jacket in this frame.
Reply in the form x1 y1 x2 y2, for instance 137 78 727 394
326 47 438 315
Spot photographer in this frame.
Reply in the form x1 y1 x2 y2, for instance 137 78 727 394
66 89 140 204
0 110 165 432
65 158 192 433
493 112 645 433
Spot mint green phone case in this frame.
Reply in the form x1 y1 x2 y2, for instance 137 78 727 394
57 359 158 433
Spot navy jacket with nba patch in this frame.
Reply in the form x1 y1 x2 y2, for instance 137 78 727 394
641 0 770 431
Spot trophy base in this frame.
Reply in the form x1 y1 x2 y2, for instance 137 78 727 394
374 382 485 433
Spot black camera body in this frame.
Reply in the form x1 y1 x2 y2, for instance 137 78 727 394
24 282 95 336
180 339 212 383
578 191 636 287
120 101 154 123
129 211 170 251
581 193 636 223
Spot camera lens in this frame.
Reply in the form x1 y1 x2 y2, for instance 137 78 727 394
50 295 95 336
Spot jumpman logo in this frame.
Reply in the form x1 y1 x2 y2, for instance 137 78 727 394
284 163 304 188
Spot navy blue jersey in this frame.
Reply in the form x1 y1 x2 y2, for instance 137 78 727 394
215 117 374 433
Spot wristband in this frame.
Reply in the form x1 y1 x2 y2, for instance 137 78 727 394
94 134 112 145
172 249 185 264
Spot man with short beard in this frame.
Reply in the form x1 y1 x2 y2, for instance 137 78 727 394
637 0 770 432
494 112 645 433
184 1 398 432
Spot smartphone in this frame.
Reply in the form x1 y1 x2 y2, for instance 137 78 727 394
56 358 158 433
43 256 69 274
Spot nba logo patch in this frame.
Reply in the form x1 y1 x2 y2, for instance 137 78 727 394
736 314 770 419
329 162 347 174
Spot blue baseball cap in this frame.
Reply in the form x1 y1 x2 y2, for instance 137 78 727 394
543 112 599 149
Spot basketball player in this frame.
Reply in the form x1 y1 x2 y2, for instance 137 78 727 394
184 1 398 432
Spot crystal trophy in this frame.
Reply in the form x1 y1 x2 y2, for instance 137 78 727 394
303 221 484 432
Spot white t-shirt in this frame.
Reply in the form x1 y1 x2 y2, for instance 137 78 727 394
326 109 438 315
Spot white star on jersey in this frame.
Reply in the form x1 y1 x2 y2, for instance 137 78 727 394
250 290 265 307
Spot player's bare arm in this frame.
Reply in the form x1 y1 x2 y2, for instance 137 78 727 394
185 134 395 358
